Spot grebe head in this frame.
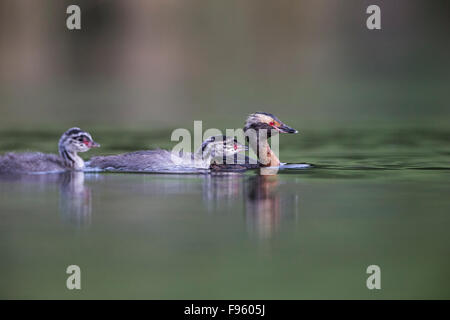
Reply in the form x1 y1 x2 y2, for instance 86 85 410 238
58 127 100 169
244 112 298 135
59 127 100 153
243 112 297 167
201 135 248 159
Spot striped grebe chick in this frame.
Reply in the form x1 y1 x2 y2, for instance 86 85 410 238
87 136 247 172
0 127 100 174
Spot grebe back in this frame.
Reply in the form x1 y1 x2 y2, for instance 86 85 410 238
0 127 99 174
87 135 247 172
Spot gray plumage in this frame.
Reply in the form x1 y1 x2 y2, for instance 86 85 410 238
87 149 185 172
0 127 99 174
0 152 67 173
87 136 247 172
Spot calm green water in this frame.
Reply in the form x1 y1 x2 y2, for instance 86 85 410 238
0 127 449 299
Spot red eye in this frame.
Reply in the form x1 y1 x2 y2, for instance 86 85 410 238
82 138 91 146
234 144 238 150
269 121 275 126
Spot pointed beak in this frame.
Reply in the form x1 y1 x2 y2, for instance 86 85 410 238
90 141 101 148
277 123 298 134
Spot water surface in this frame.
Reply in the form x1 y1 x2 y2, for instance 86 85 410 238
0 127 449 299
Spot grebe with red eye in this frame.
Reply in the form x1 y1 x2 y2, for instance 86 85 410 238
246 112 298 167
86 135 247 172
0 127 100 174
211 112 299 170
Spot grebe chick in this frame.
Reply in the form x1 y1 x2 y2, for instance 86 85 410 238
0 127 100 174
87 136 247 172
211 112 298 170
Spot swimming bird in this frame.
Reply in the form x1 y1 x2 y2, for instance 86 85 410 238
0 127 100 174
244 112 298 167
211 112 298 170
86 135 247 172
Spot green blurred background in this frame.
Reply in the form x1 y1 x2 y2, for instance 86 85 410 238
0 0 448 131
0 0 449 300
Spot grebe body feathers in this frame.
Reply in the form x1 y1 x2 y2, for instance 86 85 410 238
0 128 99 174
87 136 247 172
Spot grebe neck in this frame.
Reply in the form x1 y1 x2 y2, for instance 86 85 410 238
247 133 280 167
59 145 85 170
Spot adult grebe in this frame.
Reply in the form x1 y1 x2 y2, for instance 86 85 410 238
211 112 298 170
0 128 100 174
86 136 247 172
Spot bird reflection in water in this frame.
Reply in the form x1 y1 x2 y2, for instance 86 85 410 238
0 172 93 228
59 172 92 228
1 169 298 235
245 174 281 239
203 172 245 212
203 169 299 239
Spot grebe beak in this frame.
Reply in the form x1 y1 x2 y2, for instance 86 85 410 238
277 124 298 134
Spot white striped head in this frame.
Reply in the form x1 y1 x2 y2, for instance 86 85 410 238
58 127 100 169
201 135 248 159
